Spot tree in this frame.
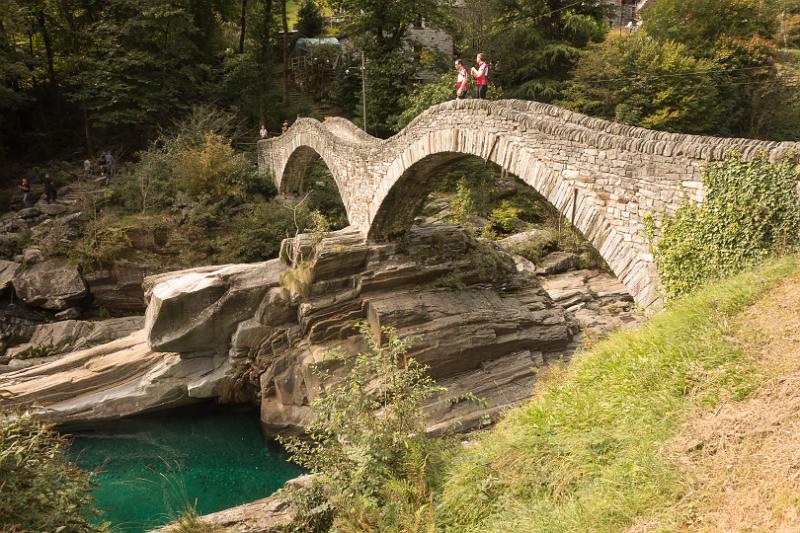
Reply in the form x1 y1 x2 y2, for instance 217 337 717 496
641 0 778 54
296 0 323 37
559 33 724 134
324 0 447 55
487 0 608 101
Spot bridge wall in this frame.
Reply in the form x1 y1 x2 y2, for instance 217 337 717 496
259 99 800 308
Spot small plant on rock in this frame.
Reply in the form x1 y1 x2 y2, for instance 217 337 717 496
280 323 447 533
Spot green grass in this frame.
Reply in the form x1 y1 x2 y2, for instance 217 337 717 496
432 256 799 532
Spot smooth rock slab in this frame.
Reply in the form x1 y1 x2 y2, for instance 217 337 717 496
12 260 88 310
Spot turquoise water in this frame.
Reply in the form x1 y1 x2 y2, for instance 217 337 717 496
66 404 303 533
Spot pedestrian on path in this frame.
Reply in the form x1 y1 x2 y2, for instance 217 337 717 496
19 178 31 208
43 175 57 204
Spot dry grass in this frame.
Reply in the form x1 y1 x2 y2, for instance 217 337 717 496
632 273 800 532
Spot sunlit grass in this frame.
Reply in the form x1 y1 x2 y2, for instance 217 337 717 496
434 256 799 532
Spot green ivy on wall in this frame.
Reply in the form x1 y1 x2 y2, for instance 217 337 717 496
654 151 800 298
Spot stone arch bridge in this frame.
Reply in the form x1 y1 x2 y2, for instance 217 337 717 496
258 99 799 308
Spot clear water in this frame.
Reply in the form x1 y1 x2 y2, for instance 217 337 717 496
66 404 303 533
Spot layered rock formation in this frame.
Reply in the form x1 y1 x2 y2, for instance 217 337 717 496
0 225 578 434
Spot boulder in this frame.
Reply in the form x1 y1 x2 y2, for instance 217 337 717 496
11 260 88 310
537 251 579 275
38 203 67 217
498 228 554 253
0 260 21 292
22 247 44 264
144 261 284 353
84 261 148 311
17 207 41 219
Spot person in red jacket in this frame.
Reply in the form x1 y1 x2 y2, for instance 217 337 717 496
471 53 489 99
455 59 469 99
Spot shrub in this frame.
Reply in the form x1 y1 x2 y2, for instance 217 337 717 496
655 151 800 297
0 414 101 532
229 200 311 262
114 107 257 213
172 132 254 200
280 324 447 532
482 201 525 238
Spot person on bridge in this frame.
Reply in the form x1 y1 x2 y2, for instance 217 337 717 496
282 120 289 134
259 124 268 139
455 59 469 99
471 53 489 99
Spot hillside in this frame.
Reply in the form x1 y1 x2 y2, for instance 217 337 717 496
432 257 800 532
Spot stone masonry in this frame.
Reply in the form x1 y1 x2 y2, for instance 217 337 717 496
258 99 800 308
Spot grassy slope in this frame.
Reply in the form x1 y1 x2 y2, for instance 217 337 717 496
434 256 799 532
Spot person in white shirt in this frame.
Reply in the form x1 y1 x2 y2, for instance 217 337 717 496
259 124 267 139
470 53 489 99
455 59 468 99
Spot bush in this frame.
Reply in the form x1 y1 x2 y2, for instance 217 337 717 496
654 151 800 297
482 201 525 238
280 324 447 532
0 414 101 532
230 200 311 262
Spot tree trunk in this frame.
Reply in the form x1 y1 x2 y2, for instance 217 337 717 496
37 10 56 85
258 0 273 127
239 0 248 53
281 0 290 105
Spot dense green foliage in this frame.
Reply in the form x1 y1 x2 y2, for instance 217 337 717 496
560 0 800 138
281 323 447 532
483 0 608 101
0 414 102 532
654 152 800 298
560 33 723 133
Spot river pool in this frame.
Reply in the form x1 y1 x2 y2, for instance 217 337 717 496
66 403 303 533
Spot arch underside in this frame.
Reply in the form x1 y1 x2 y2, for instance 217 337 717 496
279 145 324 195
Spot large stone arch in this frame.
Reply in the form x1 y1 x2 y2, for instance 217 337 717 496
366 131 655 306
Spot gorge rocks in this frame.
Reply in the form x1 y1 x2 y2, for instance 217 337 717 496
11 260 88 310
0 225 578 433
537 251 579 275
144 261 283 353
0 331 222 425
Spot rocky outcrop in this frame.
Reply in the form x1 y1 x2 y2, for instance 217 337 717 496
0 331 226 425
5 316 144 360
0 225 578 433
150 476 313 533
11 260 88 310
